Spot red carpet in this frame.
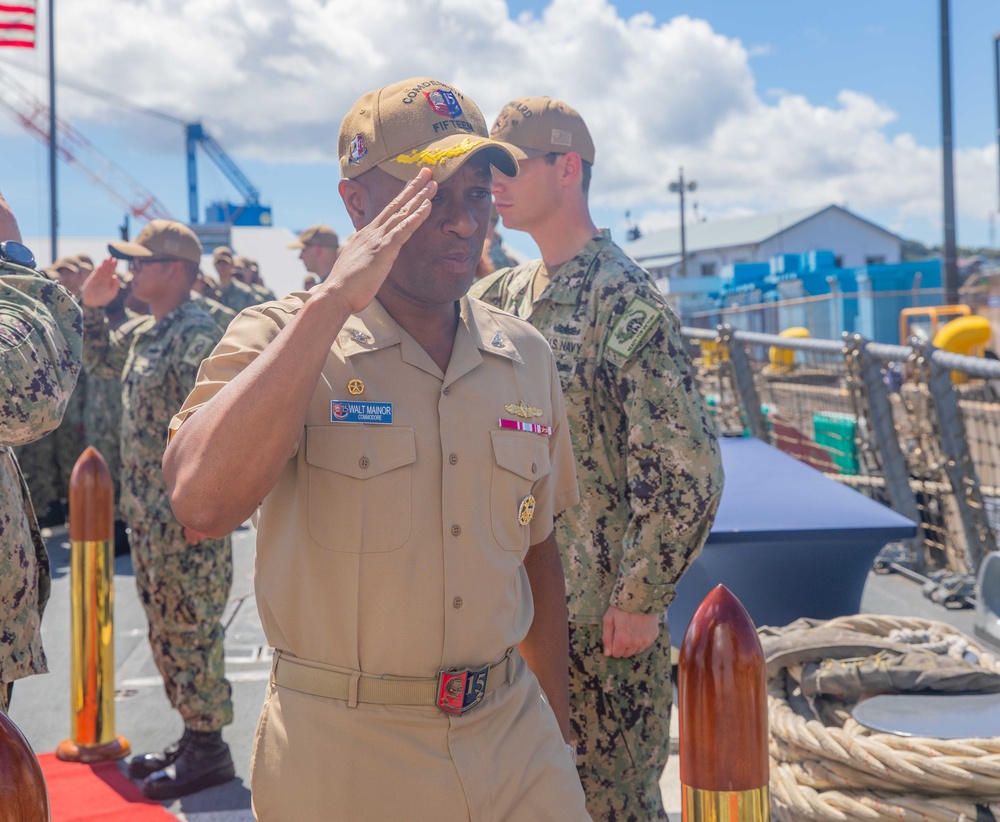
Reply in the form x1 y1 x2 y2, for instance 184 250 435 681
37 753 175 821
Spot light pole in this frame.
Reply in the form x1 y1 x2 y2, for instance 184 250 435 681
669 167 696 279
994 33 1000 221
939 0 958 303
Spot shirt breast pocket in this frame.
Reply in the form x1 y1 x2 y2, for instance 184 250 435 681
490 430 551 553
305 425 416 553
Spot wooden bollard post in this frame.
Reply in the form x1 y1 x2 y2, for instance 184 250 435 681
678 584 768 821
56 447 130 763
0 711 50 820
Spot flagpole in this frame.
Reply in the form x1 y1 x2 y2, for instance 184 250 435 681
47 0 56 261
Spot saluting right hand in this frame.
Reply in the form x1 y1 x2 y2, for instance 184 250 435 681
321 167 436 315
80 257 121 308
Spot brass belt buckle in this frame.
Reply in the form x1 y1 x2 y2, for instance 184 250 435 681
437 663 490 715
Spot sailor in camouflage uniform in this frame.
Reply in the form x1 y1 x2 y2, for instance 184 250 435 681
212 246 259 314
82 278 141 554
472 97 724 821
81 220 235 801
0 195 82 712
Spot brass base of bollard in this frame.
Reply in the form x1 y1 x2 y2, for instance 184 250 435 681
682 785 770 821
55 735 130 763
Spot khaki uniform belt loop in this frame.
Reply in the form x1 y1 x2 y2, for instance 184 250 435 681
273 648 518 708
348 672 361 709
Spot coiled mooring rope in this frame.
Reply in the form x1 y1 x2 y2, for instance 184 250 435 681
764 614 1000 821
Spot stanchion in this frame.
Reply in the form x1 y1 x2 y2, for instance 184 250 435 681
678 584 768 821
0 710 50 820
56 446 130 763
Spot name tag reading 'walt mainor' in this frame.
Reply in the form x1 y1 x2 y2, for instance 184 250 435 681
330 401 394 424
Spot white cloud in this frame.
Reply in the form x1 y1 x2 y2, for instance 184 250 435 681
0 0 994 246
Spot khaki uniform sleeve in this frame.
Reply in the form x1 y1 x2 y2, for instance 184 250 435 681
0 270 82 447
169 305 284 437
608 306 725 614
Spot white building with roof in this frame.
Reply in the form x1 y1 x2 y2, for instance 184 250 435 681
624 204 902 294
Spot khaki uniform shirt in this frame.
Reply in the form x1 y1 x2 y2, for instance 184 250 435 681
171 293 589 820
0 265 82 684
173 292 577 673
472 230 724 622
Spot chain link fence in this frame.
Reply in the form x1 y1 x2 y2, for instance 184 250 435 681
685 325 1000 599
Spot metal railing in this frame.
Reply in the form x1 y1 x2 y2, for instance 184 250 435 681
684 324 1000 598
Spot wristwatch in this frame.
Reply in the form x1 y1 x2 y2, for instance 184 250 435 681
0 240 36 269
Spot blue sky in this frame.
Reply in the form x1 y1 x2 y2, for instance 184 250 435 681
1 0 998 265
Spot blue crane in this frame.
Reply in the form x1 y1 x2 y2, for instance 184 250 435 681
186 122 272 227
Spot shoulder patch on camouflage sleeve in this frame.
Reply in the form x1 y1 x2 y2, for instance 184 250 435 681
607 297 662 359
181 333 216 368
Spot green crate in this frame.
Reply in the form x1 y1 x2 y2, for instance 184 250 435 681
813 411 859 475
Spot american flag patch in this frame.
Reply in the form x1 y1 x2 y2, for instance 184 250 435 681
0 2 36 49
499 418 552 436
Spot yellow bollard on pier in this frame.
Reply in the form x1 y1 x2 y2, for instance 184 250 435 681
678 584 769 821
56 446 130 763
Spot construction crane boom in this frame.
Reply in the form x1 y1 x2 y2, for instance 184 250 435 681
0 66 173 223
186 122 270 227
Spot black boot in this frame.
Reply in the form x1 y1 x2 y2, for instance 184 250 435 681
142 730 235 800
127 728 192 779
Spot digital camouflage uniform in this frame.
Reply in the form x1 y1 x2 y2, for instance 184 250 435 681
192 294 236 331
84 299 233 732
217 278 259 315
82 307 140 518
472 230 724 821
249 282 277 303
0 263 82 712
15 292 86 526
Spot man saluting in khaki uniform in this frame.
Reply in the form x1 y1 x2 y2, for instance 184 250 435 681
164 78 591 821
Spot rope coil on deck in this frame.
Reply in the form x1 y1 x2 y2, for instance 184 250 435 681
763 614 1000 821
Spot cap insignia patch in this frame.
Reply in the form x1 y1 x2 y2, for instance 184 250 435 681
424 88 463 119
349 134 368 164
395 137 486 168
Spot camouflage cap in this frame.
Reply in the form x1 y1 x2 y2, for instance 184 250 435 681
338 77 519 183
491 96 595 164
109 219 203 264
72 253 94 271
286 224 339 250
212 245 234 263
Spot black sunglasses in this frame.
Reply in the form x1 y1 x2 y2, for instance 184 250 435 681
129 257 175 272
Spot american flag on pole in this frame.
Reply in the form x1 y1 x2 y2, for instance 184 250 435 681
0 2 36 48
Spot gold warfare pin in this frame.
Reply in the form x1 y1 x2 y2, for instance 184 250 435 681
348 379 364 396
505 401 543 419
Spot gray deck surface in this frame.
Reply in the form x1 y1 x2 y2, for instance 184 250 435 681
9 525 977 821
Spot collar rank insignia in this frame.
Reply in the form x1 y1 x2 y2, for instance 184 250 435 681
350 329 371 344
505 400 543 419
491 332 504 348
